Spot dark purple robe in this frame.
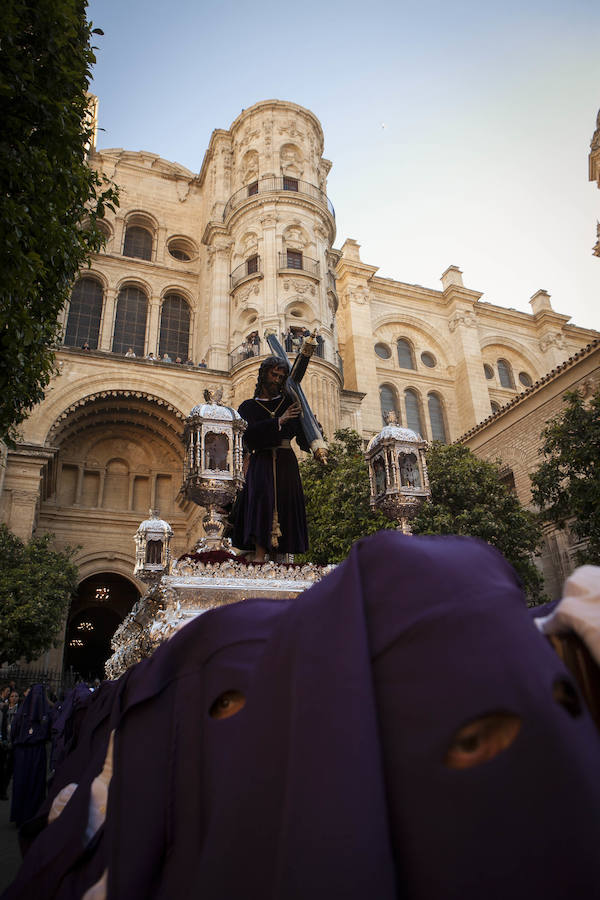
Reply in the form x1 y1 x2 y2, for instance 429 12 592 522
6 534 600 899
9 686 50 828
232 395 309 554
49 683 92 775
108 533 600 899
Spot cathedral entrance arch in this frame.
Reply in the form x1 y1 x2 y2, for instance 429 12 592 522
63 573 140 681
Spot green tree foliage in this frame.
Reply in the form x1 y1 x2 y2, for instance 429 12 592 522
298 429 394 565
530 389 600 565
411 442 545 603
0 526 79 665
0 0 118 443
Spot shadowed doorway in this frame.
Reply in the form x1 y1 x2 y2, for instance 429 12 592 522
63 573 140 681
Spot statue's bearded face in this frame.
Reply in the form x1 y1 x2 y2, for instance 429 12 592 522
264 365 286 396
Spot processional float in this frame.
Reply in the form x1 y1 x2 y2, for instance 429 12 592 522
106 331 332 677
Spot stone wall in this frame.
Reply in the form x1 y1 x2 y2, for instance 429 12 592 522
462 342 600 598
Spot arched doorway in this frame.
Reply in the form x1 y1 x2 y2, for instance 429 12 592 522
63 573 140 681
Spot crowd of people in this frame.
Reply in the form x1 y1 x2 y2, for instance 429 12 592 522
0 681 100 832
3 532 600 899
79 342 207 367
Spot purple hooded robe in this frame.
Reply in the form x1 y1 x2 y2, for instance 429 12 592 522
9 685 51 828
5 533 600 898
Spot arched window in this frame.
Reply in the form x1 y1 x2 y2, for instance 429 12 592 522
497 359 515 389
397 338 415 369
159 293 191 360
404 388 423 435
64 277 103 349
112 285 148 356
123 225 152 260
428 393 447 442
380 384 400 425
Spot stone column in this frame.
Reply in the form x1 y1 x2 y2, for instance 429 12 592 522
99 287 118 351
147 297 161 356
261 211 279 321
530 290 572 369
441 268 490 432
447 307 490 431
205 239 233 370
74 465 84 506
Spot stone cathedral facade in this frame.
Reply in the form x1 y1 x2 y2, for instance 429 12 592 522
0 99 597 674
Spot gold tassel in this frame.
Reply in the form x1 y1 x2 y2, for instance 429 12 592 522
271 448 281 548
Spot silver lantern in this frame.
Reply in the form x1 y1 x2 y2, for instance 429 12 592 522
365 414 430 533
182 391 246 550
134 510 174 582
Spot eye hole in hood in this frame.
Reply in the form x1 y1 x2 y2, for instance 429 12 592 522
209 689 246 720
445 712 522 769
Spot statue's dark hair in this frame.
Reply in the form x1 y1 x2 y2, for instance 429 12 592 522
254 356 289 397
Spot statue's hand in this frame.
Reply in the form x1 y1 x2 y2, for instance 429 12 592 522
280 402 301 424
314 447 328 465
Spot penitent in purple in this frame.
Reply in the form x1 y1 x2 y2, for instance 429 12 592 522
5 532 600 899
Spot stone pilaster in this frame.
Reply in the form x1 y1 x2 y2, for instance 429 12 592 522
204 236 233 370
1 445 57 540
441 268 489 430
147 296 161 355
99 287 117 351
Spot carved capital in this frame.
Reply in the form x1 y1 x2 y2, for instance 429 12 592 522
260 212 278 228
448 310 477 333
346 287 369 306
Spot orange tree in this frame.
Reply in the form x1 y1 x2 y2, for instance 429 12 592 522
531 389 600 565
412 442 545 604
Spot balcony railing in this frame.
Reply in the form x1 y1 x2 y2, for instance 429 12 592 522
229 339 262 368
223 176 335 221
229 340 343 377
278 253 320 277
230 255 262 289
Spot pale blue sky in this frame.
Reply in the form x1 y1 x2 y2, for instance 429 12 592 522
88 0 600 330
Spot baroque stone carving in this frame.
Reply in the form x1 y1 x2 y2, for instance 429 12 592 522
279 120 305 141
347 287 369 305
263 119 272 150
236 282 260 304
448 311 477 333
283 279 316 295
539 332 567 352
237 128 259 152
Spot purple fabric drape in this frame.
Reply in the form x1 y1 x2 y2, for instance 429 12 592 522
5 533 600 899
